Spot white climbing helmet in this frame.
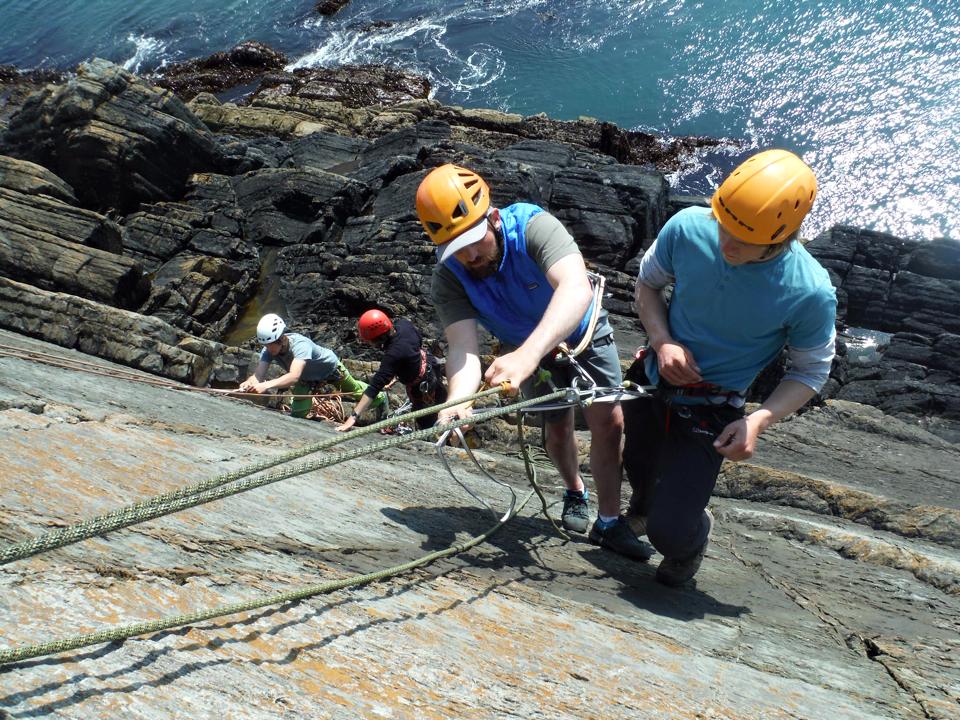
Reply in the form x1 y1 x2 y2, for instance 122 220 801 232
256 313 286 345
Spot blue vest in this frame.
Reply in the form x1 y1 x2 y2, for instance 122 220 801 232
447 203 593 347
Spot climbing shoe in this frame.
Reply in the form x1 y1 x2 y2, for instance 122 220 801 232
588 516 654 561
655 508 713 587
560 491 590 534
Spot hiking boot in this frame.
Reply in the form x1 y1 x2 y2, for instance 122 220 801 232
560 491 590 533
655 508 714 587
588 517 654 561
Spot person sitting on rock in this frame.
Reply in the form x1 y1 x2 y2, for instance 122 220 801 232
624 149 837 587
336 309 447 432
239 313 386 419
415 162 651 561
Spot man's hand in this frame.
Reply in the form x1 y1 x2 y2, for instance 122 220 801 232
656 341 702 386
336 415 357 432
484 349 538 390
242 381 269 394
713 414 764 461
437 404 473 427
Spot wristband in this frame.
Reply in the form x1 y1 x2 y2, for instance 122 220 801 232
350 411 359 419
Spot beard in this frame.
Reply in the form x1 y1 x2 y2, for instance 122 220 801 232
465 233 503 280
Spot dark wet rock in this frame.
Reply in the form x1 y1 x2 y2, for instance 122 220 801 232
0 65 64 129
807 227 960 441
153 41 288 101
254 64 431 109
232 166 371 246
666 192 710 219
359 20 395 32
316 0 351 15
1 59 227 214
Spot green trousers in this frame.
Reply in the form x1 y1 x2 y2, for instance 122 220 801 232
289 362 387 419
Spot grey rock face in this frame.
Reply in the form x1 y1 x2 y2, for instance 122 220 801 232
0 332 957 719
151 40 289 101
0 280 244 385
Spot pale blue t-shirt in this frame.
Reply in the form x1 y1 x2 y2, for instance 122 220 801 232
260 333 339 382
641 207 836 393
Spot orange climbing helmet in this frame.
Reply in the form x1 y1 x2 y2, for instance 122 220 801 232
358 309 393 343
711 149 818 244
415 163 491 262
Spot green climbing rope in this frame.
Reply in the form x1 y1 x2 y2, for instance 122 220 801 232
0 386 520 566
0 392 566 667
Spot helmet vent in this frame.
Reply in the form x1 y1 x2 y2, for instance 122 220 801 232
427 221 442 232
794 200 801 209
452 200 469 218
770 224 786 241
717 194 755 232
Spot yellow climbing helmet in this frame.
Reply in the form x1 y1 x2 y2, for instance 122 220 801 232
711 149 817 244
416 163 491 262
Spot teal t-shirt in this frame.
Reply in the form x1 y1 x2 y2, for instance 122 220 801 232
260 333 339 382
647 207 836 392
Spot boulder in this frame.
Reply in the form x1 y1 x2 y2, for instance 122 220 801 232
316 0 351 15
1 59 227 213
0 194 146 308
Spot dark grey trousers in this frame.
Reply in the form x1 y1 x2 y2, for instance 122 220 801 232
623 386 743 560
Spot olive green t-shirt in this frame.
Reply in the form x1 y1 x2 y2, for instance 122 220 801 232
431 211 580 329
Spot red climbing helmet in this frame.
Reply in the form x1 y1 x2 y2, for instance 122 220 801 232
358 309 394 342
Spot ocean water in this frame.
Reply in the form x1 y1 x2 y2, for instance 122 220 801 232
1 0 958 241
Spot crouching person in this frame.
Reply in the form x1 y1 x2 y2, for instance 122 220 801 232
337 309 447 432
240 313 386 419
